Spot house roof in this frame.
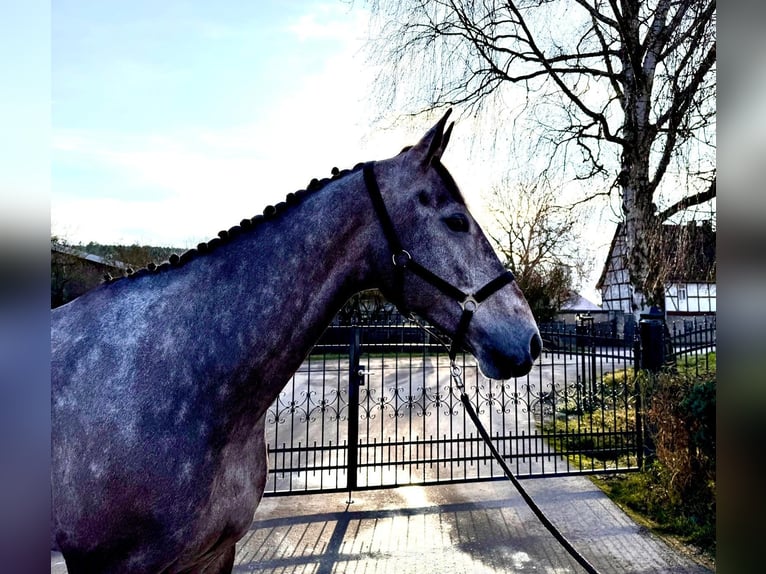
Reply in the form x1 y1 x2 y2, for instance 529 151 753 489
560 292 602 311
661 222 716 282
596 221 716 288
595 226 623 289
51 243 128 270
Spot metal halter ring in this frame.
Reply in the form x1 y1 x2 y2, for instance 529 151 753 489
392 250 412 268
460 295 478 312
449 361 464 389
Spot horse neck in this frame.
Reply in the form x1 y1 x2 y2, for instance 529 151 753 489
247 172 378 351
185 169 381 412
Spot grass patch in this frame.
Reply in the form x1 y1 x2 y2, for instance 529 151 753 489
593 467 715 563
539 352 716 563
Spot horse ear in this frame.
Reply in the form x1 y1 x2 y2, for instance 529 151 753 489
408 108 453 168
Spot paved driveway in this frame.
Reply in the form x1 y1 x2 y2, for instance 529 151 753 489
227 477 712 573
231 478 712 574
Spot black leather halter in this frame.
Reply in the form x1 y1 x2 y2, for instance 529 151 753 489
363 162 514 360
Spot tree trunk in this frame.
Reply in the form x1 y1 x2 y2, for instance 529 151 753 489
622 173 663 320
619 15 664 321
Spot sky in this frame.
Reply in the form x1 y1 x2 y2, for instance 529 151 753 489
52 1 383 246
43 0 607 301
51 1 475 246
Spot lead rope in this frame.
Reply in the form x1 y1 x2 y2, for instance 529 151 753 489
409 315 599 574
448 360 600 574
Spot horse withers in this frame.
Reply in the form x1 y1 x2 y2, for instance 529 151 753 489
51 110 541 573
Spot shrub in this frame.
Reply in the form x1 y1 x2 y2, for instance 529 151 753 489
641 368 716 551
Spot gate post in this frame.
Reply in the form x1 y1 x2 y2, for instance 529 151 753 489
639 310 665 372
347 326 362 492
636 309 666 468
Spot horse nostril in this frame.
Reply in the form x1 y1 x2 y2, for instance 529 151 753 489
530 333 542 361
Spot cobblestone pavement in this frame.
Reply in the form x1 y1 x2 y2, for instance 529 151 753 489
233 477 712 574
51 476 713 574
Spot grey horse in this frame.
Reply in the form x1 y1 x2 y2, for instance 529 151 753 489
51 110 541 573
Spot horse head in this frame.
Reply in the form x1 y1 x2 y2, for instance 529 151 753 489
367 109 541 379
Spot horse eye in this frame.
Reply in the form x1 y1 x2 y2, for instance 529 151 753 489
444 213 470 233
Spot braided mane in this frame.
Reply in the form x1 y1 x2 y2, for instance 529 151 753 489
105 162 367 284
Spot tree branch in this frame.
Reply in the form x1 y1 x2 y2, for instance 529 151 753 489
650 43 716 193
503 0 625 145
657 178 716 222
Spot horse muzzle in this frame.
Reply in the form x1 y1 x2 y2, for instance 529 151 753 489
474 329 542 380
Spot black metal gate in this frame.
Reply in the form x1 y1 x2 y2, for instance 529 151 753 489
263 314 656 496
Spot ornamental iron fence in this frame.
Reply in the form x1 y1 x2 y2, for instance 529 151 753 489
261 308 712 496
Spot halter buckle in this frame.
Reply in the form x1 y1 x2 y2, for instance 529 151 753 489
392 250 412 268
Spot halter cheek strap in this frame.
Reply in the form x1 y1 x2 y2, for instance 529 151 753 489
363 162 514 360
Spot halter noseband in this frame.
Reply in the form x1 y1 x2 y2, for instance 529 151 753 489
363 162 514 361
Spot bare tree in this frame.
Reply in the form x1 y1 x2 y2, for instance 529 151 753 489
486 178 592 320
366 0 716 318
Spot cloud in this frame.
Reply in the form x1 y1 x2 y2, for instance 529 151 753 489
287 2 363 42
53 128 270 245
